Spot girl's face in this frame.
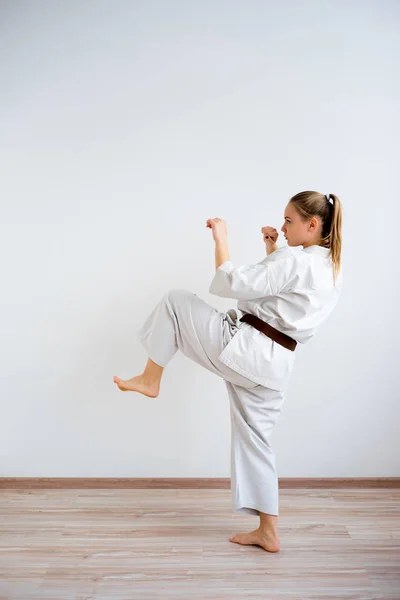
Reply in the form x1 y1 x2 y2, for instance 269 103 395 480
281 203 321 247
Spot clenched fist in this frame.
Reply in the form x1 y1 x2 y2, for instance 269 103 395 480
206 218 227 243
261 226 279 245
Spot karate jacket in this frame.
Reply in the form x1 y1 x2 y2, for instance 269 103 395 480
209 244 343 392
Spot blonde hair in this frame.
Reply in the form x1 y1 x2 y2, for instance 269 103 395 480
289 190 342 285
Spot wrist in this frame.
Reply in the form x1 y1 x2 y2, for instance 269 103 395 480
266 243 278 256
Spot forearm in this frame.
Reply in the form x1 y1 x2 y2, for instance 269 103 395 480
266 243 278 256
215 239 230 270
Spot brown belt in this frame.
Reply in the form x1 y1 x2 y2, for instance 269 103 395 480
239 313 297 351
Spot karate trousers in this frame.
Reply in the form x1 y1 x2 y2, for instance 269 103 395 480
137 288 286 517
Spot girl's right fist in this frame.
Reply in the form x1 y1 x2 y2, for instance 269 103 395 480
261 226 278 244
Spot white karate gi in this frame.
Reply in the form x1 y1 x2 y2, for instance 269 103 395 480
137 244 343 517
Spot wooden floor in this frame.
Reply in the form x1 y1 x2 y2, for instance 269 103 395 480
0 488 399 599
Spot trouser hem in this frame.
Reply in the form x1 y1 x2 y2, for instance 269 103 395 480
233 502 279 517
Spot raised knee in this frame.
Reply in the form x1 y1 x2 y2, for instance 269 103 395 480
167 288 191 302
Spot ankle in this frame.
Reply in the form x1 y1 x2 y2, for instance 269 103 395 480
142 374 161 386
259 526 278 537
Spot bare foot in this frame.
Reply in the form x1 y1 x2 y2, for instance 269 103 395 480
229 528 280 553
113 375 159 398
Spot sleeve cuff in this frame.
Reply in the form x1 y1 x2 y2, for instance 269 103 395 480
216 260 234 273
209 260 234 296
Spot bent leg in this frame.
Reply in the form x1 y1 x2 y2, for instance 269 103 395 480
137 288 260 389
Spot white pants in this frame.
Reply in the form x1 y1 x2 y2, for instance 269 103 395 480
137 289 285 517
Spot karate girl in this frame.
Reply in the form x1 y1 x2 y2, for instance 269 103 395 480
113 190 343 553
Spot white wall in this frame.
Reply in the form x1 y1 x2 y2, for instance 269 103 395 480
1 0 399 478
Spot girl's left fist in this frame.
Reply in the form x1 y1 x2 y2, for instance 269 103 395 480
206 218 227 242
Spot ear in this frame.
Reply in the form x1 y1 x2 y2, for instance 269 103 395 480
309 216 319 231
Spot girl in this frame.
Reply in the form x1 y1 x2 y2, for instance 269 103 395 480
113 190 343 553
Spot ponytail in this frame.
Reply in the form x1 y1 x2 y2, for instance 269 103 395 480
289 191 343 285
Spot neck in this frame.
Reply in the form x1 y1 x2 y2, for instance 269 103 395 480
303 240 322 248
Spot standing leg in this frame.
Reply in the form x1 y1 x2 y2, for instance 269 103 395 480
225 379 285 552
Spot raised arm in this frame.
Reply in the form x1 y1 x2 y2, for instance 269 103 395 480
209 254 295 300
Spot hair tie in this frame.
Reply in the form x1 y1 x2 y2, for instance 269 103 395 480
325 193 334 205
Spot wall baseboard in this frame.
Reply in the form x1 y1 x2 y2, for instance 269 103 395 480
1 478 399 489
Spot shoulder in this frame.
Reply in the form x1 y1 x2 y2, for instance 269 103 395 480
258 246 296 262
258 246 302 268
